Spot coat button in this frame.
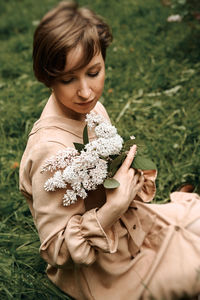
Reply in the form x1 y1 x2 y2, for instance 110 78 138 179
175 225 180 231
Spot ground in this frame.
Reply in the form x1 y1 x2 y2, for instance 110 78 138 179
0 0 199 299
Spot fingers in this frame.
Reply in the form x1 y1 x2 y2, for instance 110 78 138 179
132 172 144 190
132 172 140 185
132 171 144 184
122 145 137 171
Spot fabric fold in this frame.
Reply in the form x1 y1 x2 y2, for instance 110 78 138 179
65 208 118 265
137 169 157 202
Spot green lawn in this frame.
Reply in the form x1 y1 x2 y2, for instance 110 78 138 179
0 0 199 299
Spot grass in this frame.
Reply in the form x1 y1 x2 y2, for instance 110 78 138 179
0 0 199 299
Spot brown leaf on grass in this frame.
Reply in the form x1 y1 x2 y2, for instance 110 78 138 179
11 162 19 169
108 88 113 94
161 0 171 6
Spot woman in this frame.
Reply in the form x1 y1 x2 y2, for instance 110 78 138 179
19 1 200 299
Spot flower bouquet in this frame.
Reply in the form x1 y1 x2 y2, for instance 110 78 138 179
41 112 157 206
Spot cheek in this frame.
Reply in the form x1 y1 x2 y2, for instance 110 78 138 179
96 73 105 93
56 86 72 100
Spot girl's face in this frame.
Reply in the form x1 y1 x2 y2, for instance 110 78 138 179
52 46 105 120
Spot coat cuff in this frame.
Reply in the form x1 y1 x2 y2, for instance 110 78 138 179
137 169 157 202
65 208 118 265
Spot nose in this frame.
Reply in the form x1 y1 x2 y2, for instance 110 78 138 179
77 80 92 100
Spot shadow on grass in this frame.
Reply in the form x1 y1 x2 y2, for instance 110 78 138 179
169 27 200 63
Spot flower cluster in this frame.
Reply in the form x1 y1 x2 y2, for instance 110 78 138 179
42 112 123 206
41 148 78 173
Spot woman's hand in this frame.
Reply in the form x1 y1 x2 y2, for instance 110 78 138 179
97 145 144 230
106 145 144 214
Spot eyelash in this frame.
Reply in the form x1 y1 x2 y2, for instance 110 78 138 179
88 71 99 77
61 71 100 85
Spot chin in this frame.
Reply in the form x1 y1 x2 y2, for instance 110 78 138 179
79 102 97 113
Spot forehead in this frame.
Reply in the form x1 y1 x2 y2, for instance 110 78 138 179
65 46 84 72
64 45 101 73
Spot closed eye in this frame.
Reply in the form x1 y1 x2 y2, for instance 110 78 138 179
60 78 74 84
60 70 100 84
88 71 99 77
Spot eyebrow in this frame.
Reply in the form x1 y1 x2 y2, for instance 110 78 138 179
65 62 102 76
87 62 101 70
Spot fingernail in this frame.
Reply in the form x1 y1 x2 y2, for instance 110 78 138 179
131 145 137 152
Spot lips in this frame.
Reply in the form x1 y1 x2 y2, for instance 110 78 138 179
76 99 95 106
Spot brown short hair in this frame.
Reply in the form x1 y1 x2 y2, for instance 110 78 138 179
33 1 112 87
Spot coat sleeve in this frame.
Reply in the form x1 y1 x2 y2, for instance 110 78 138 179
22 142 118 268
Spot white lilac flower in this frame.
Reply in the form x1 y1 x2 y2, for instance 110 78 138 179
44 171 66 191
76 187 87 199
95 122 117 138
52 171 67 189
88 159 108 184
69 151 100 178
41 148 78 173
43 112 124 207
85 112 104 128
71 153 106 190
71 181 82 192
59 149 108 205
82 176 97 190
63 190 77 206
62 165 80 183
44 177 56 192
80 149 99 161
85 135 123 157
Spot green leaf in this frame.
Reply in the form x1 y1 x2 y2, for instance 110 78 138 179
108 153 126 176
108 151 157 175
123 139 136 150
123 138 144 151
83 125 89 145
131 154 157 170
103 178 120 189
73 142 85 152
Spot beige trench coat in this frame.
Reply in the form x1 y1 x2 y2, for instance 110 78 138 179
19 101 200 300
